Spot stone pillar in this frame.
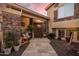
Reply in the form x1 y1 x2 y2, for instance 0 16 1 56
61 29 66 40
77 31 79 41
45 20 48 34
49 27 52 33
32 32 34 38
48 20 52 33
56 29 58 39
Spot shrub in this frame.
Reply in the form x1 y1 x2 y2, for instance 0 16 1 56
47 33 56 40
4 31 19 48
4 31 14 48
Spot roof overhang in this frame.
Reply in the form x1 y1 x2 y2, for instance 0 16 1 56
45 3 55 10
6 3 50 20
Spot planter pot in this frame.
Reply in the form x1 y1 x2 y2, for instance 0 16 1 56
14 45 20 51
4 48 11 54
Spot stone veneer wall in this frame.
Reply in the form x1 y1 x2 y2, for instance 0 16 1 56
2 11 21 41
0 4 5 52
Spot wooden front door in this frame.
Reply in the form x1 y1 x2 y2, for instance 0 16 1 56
33 23 43 38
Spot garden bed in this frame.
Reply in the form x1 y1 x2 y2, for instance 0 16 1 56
0 43 29 56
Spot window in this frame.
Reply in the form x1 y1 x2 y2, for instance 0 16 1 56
64 4 74 17
58 6 64 18
58 3 74 18
58 30 65 37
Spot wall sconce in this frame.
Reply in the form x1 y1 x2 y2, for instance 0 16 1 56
21 22 25 26
37 24 41 28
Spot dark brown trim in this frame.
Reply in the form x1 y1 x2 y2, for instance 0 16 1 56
0 22 2 32
46 3 59 10
77 29 79 40
52 28 79 31
46 3 55 10
54 10 58 21
54 4 59 8
6 4 21 11
7 4 49 20
54 16 74 22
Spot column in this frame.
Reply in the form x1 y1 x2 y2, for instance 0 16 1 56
56 29 58 39
77 31 79 41
64 29 67 40
72 31 77 41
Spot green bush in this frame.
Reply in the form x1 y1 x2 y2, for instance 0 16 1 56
47 33 56 40
14 39 19 46
4 31 19 48
4 31 14 48
27 25 33 32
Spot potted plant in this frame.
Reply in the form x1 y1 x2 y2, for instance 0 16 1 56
47 33 56 40
14 38 20 51
4 31 20 54
4 31 13 54
27 25 34 39
11 31 20 52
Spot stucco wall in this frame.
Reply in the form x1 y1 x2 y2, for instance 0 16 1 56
52 19 79 28
47 4 79 30
22 17 30 32
22 12 47 32
3 8 21 15
47 3 79 41
47 5 55 32
22 13 46 22
0 32 3 42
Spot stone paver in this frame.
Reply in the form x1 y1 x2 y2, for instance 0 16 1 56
22 38 57 56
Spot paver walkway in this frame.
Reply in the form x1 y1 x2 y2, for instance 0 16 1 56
22 38 57 56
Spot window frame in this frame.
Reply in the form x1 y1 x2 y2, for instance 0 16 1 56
57 3 74 19
58 29 65 37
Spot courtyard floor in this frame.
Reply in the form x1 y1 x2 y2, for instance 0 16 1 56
22 38 57 56
50 39 79 56
0 38 79 56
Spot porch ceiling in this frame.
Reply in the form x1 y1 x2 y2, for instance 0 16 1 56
33 19 44 23
7 3 50 20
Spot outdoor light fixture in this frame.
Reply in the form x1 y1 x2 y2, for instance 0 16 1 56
37 24 41 28
34 20 44 23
